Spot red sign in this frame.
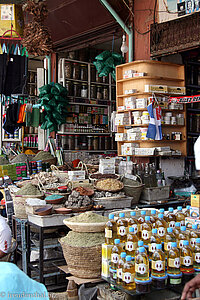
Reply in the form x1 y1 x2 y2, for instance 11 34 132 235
169 94 200 103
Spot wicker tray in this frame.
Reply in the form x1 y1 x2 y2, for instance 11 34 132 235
63 220 106 232
94 179 124 193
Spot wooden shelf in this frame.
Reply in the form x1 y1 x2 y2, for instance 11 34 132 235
117 140 186 143
117 108 185 113
117 92 186 98
118 154 184 157
117 76 185 83
117 124 185 128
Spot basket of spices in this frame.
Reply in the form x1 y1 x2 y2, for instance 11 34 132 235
94 178 124 193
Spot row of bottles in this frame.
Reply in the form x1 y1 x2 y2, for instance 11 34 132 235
134 163 165 188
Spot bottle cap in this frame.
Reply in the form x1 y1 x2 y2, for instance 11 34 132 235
114 239 120 245
156 244 162 250
139 247 145 253
126 255 132 262
145 216 150 222
192 224 197 230
183 240 189 246
177 206 182 211
196 238 200 244
186 205 190 210
181 226 186 231
138 241 144 246
167 227 173 233
175 222 180 227
109 214 114 220
158 213 163 219
119 213 125 218
151 209 156 215
121 252 126 258
129 227 134 233
141 211 146 216
171 242 177 248
131 211 136 217
152 228 157 234
160 208 165 213
168 207 174 212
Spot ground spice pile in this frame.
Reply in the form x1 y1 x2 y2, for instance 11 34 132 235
0 157 9 165
68 211 108 223
61 231 105 247
34 151 54 161
16 182 42 196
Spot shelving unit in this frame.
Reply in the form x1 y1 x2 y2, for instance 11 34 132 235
116 60 187 158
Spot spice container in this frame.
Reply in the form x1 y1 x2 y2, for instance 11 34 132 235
65 61 72 78
60 135 67 149
91 65 96 82
99 136 104 150
69 135 75 150
90 85 97 99
105 136 110 150
93 136 99 150
80 136 87 150
87 136 93 150
81 84 88 98
97 86 102 99
75 135 79 150
74 82 81 97
80 64 88 81
72 63 80 80
103 86 108 100
96 72 103 83
111 86 116 100
66 80 73 96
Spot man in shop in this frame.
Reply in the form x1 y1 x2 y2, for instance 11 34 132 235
0 214 12 259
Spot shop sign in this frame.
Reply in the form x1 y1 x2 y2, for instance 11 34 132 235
169 94 200 103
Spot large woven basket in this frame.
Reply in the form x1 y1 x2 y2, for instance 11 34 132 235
122 176 144 205
12 194 44 219
59 239 101 279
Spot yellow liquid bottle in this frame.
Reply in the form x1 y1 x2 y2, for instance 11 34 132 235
110 239 122 283
155 213 167 243
135 247 149 281
189 224 198 250
117 252 126 285
167 207 176 229
180 240 194 274
177 226 189 250
185 205 191 218
117 212 128 244
193 238 200 271
141 216 152 246
105 213 116 245
159 208 167 222
138 210 146 238
126 227 138 259
150 209 157 228
128 211 139 237
122 255 136 290
176 206 185 227
173 222 181 239
135 241 148 257
167 242 181 275
164 227 176 258
148 228 161 260
151 244 165 277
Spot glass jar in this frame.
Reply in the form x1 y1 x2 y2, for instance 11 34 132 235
91 65 96 82
66 80 73 96
75 135 79 150
111 86 116 100
74 82 81 97
80 64 88 81
105 136 110 150
90 85 97 99
72 63 80 80
81 84 88 98
61 135 67 149
65 61 72 78
96 72 103 83
97 86 102 99
69 135 75 150
102 76 109 84
99 136 104 150
81 136 87 150
88 136 93 150
103 86 108 100
93 136 99 150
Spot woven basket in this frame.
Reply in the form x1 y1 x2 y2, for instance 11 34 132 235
122 176 144 205
59 239 101 279
50 165 69 183
12 194 44 219
63 220 106 233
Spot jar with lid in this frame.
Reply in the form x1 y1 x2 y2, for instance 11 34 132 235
72 63 80 80
96 72 102 83
111 86 116 100
102 76 109 84
90 85 97 99
80 64 88 81
103 86 109 100
81 136 87 150
66 80 73 96
75 135 79 150
61 135 67 149
105 136 111 150
93 136 99 150
65 61 72 78
87 136 93 150
99 136 104 150
97 86 102 99
91 65 96 82
69 135 75 150
81 84 88 98
74 82 81 97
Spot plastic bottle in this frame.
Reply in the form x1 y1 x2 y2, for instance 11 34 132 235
177 226 189 250
126 227 138 258
160 208 167 222
135 247 149 281
135 241 148 256
189 224 199 250
143 165 150 188
110 239 122 282
138 211 146 238
155 214 167 242
164 228 176 258
148 228 161 260
122 255 136 290
175 206 185 227
127 211 139 237
117 212 128 244
150 209 157 227
105 213 116 245
156 170 163 187
173 222 181 239
151 244 165 277
141 216 152 246
167 242 181 275
194 238 200 271
180 240 194 274
167 207 176 229
185 205 191 217
117 252 126 285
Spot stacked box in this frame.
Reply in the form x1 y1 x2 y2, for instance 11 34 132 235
0 164 17 181
190 194 200 219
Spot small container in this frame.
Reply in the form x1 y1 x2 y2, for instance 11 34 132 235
103 86 108 100
75 135 79 150
90 85 97 99
87 136 93 150
91 65 96 82
81 84 88 98
168 273 182 288
74 82 81 97
80 136 87 150
135 278 152 294
93 136 99 150
66 80 73 96
65 61 72 78
111 86 116 100
96 72 102 83
105 136 110 150
68 135 75 150
151 274 168 289
61 135 67 149
72 63 80 80
99 136 105 150
80 64 88 81
97 86 102 99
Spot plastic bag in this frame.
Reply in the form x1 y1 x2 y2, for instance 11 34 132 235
105 56 115 69
99 65 112 77
54 83 68 96
51 86 60 95
95 50 110 61
39 84 51 96
93 60 104 73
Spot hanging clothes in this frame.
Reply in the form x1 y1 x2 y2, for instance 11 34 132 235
17 103 26 124
0 53 7 94
146 102 162 140
3 102 20 134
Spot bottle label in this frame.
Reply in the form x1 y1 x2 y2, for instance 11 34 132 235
190 238 196 248
152 260 165 272
126 242 137 251
180 220 185 227
122 272 134 284
135 263 147 275
170 278 181 285
111 253 119 264
178 240 184 249
164 242 172 251
113 271 117 280
158 227 166 237
168 221 175 229
148 243 157 252
195 253 200 263
181 256 193 267
168 258 180 268
132 224 138 234
117 268 123 279
105 229 112 239
141 230 151 240
117 226 127 236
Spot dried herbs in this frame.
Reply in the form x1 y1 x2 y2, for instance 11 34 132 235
68 211 108 223
61 231 105 247
16 182 42 196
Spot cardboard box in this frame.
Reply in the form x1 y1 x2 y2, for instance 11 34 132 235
0 4 24 37
118 106 126 111
133 72 146 77
168 86 186 95
191 194 200 207
135 148 155 156
68 171 85 181
190 206 200 218
115 133 127 142
145 85 168 94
